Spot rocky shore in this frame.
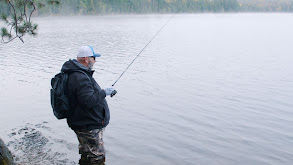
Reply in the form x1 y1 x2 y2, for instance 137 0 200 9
0 138 15 165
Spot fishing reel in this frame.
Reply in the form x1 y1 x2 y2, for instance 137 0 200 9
111 90 117 97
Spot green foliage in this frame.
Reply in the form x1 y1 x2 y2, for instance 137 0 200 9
1 13 8 23
79 0 88 14
238 0 293 12
44 0 292 14
47 0 60 5
1 27 11 38
37 2 46 8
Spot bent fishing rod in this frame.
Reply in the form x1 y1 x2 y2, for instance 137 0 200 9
112 15 174 87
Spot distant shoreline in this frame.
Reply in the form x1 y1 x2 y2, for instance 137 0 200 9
29 12 293 18
1 0 293 17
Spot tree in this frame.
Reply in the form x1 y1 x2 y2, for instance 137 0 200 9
0 0 59 44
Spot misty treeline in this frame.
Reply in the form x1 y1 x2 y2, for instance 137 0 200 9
42 0 239 14
239 0 293 12
1 0 293 16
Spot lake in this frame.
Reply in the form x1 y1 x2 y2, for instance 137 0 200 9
0 14 293 165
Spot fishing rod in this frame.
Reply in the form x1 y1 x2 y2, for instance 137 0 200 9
112 15 174 87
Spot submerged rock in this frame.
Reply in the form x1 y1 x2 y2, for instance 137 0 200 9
0 138 15 165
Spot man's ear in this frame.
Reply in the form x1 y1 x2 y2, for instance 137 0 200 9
84 57 89 64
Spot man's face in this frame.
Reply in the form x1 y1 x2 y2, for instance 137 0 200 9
88 56 96 70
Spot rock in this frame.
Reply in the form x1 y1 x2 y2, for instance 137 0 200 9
0 138 15 165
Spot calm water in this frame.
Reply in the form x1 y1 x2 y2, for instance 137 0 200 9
0 14 293 165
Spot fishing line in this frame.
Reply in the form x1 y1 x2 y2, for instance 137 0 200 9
112 15 174 87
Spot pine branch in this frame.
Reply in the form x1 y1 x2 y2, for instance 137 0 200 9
0 0 60 44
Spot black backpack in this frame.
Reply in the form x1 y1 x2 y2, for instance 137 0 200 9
50 70 88 119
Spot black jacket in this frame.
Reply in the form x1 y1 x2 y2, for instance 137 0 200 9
61 59 110 130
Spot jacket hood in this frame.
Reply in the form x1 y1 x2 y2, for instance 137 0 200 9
61 59 94 75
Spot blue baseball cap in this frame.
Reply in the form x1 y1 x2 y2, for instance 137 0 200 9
77 45 101 58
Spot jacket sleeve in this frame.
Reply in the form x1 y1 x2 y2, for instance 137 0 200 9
69 72 106 109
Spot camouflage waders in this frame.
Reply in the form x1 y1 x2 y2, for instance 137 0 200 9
75 128 105 165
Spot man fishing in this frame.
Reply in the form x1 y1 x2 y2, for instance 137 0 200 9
60 45 117 165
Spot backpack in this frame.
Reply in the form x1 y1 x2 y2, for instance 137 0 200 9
50 70 88 119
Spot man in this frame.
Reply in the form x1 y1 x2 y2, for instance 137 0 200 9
61 45 116 165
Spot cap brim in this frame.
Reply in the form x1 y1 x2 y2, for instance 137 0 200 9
93 53 101 57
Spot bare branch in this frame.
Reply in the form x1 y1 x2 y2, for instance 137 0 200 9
8 1 18 36
28 1 36 23
1 36 17 44
18 35 24 43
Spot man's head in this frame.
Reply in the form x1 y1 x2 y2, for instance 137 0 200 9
76 45 101 70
